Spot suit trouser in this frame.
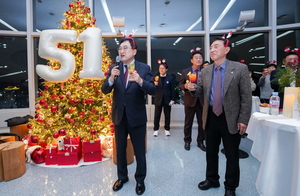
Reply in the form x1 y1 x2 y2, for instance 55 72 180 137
183 99 205 143
205 107 241 190
153 102 171 131
114 110 147 183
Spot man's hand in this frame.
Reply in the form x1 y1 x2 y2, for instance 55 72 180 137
128 71 143 86
186 82 197 91
109 66 120 83
238 123 247 135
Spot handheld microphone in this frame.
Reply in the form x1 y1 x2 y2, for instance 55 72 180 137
115 56 121 80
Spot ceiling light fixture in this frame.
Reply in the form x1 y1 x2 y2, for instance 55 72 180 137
249 47 265 52
251 55 265 59
100 0 115 33
210 0 236 31
276 30 294 39
277 14 288 19
235 33 263 46
173 16 202 45
0 19 18 31
0 71 25 78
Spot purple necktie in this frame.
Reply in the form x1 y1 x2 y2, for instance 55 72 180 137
124 65 128 85
213 66 222 116
195 69 199 83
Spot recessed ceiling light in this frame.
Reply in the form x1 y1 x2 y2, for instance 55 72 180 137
277 14 288 19
165 1 170 5
37 0 43 3
139 24 145 28
49 12 54 16
159 23 167 27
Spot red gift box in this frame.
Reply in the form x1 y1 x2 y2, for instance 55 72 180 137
82 140 102 162
57 151 81 165
45 155 57 165
64 136 81 153
46 144 58 156
83 151 102 162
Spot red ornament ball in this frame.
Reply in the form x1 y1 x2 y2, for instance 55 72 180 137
67 118 74 124
109 122 114 128
91 108 97 114
99 116 104 121
39 99 47 105
51 105 58 113
79 111 85 118
90 129 97 135
53 132 59 139
27 124 33 129
35 113 40 119
86 98 94 104
31 147 46 164
58 129 66 136
31 135 39 143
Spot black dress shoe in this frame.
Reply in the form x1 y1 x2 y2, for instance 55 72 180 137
225 189 236 196
198 179 220 190
184 143 190 151
112 179 128 192
136 182 145 195
197 141 206 152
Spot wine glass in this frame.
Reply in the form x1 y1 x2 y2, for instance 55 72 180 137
128 62 135 74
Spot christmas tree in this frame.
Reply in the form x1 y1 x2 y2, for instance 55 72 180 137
27 0 114 145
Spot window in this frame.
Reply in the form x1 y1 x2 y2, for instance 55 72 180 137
0 36 28 109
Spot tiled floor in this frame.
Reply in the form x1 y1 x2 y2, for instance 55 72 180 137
0 124 260 196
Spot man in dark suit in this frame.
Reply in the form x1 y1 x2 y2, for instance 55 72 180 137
188 36 252 196
178 49 206 151
153 60 176 137
101 37 155 195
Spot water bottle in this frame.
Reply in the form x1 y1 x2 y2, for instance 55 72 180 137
269 92 280 115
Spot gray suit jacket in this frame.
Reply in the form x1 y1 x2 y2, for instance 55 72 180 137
195 60 252 134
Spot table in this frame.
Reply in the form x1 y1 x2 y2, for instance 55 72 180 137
247 112 300 196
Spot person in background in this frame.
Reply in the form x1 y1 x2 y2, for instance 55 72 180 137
101 37 156 195
187 33 252 196
249 71 257 92
240 60 256 93
257 61 277 103
271 47 300 109
153 59 176 137
202 61 210 68
178 47 206 152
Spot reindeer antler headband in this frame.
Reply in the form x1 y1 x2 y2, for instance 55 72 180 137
121 29 138 49
157 59 167 64
221 31 232 47
267 60 277 65
190 47 201 53
284 46 300 56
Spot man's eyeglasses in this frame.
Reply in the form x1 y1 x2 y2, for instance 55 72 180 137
118 45 132 51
